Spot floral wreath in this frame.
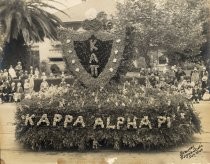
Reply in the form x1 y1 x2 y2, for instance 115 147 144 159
58 28 125 89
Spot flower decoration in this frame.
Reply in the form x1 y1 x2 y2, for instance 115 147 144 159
66 39 71 43
37 114 50 126
73 116 85 127
53 114 63 126
113 58 117 63
22 114 35 126
58 29 125 89
93 118 105 129
64 115 73 128
180 113 185 119
75 68 80 72
157 116 167 128
139 116 152 129
116 39 121 43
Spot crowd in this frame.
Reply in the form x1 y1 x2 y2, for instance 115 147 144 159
0 61 209 104
138 65 209 103
0 61 68 103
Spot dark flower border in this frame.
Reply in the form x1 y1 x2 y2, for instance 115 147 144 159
58 28 125 89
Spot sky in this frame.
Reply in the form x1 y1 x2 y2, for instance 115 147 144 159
44 0 125 13
44 0 82 13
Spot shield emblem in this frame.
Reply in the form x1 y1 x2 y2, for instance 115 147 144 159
58 29 125 88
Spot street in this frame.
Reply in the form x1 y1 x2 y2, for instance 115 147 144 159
0 102 210 164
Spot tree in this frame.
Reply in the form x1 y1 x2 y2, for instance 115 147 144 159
115 0 209 67
0 0 65 69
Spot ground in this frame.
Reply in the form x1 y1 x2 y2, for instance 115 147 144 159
0 102 210 164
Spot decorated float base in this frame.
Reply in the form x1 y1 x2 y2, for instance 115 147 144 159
15 86 201 151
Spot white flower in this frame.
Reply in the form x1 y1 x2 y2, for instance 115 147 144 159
157 116 169 128
116 39 121 43
66 39 71 43
114 50 118 54
72 59 75 64
167 100 171 106
68 50 73 53
180 113 185 119
75 68 80 72
113 58 117 63
139 116 152 129
109 68 114 72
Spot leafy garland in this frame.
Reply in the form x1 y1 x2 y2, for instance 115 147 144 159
15 85 201 151
57 28 125 89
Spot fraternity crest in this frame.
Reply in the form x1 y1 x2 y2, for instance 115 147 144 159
58 29 125 88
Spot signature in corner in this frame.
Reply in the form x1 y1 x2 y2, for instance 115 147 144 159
180 144 203 159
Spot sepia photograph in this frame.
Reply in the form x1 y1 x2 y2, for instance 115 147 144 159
0 0 210 163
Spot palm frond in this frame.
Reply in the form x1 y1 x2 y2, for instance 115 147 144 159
0 0 67 43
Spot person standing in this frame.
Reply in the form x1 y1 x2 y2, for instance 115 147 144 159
24 79 30 96
200 67 208 93
191 67 200 86
2 69 9 81
15 61 23 78
34 67 40 79
29 66 34 75
8 65 17 79
28 74 35 93
14 82 24 102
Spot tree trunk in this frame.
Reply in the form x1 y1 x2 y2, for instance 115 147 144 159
1 35 30 70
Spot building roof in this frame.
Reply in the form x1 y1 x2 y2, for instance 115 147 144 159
54 0 117 22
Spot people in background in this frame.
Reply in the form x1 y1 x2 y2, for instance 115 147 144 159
9 82 16 102
2 81 11 102
8 65 17 79
29 66 34 75
15 61 22 78
191 67 200 86
34 67 40 79
41 72 47 80
14 82 24 102
40 78 49 92
0 61 209 104
192 85 202 103
60 78 67 87
24 79 30 96
175 67 186 82
28 74 34 93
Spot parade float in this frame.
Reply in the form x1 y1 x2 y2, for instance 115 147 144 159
15 22 201 151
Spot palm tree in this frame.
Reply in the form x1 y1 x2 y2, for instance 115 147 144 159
0 0 65 69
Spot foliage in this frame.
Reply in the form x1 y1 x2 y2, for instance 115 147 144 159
50 64 61 74
0 0 65 68
0 0 65 43
15 85 201 151
115 0 209 67
82 19 103 31
82 11 113 31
